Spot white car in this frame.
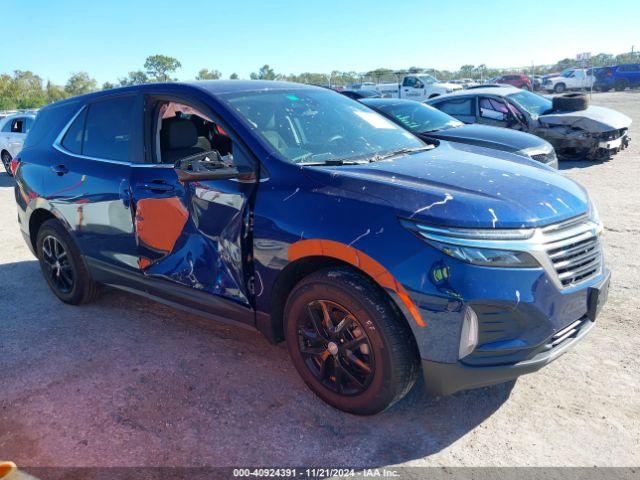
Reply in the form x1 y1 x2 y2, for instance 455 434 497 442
376 74 462 101
0 113 35 176
542 68 595 93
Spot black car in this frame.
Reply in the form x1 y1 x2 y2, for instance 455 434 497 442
340 89 381 100
361 98 558 168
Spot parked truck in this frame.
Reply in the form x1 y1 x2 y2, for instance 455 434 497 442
376 74 462 100
542 68 595 93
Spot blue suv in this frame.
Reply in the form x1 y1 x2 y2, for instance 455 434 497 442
596 64 640 91
13 81 610 414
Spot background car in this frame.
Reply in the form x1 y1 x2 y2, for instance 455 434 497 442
427 86 631 160
595 64 640 91
361 98 558 168
542 68 595 93
494 74 532 90
0 113 35 176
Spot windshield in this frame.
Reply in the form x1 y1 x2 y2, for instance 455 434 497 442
222 89 424 164
507 90 553 116
374 101 463 133
417 75 437 84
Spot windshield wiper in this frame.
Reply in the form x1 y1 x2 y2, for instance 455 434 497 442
298 159 362 166
369 146 433 162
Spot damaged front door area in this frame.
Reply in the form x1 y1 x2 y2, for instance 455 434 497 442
131 98 257 306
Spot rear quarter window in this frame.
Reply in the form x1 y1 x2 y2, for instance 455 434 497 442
23 101 84 151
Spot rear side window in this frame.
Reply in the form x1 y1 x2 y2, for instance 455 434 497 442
83 96 136 162
10 118 25 133
437 98 473 116
61 109 87 154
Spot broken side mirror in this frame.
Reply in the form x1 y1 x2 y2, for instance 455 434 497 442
174 151 256 182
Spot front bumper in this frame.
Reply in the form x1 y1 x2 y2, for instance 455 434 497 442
589 132 630 160
422 313 595 395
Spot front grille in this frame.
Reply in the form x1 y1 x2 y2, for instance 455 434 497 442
542 216 602 287
531 151 557 164
600 128 627 141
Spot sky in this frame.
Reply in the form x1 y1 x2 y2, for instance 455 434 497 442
2 0 639 85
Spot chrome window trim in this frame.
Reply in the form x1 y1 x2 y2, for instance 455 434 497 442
412 214 603 290
52 104 175 169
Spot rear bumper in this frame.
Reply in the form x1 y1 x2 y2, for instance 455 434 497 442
422 315 595 396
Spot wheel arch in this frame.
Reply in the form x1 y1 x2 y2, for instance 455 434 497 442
259 240 425 343
28 208 57 252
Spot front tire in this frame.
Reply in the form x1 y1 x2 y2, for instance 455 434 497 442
554 83 566 94
36 219 100 305
284 267 420 415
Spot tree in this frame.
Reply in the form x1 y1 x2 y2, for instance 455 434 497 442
102 81 116 90
367 68 395 83
144 54 181 82
250 64 278 80
46 81 68 103
65 72 96 96
118 70 149 86
229 73 239 80
196 68 222 80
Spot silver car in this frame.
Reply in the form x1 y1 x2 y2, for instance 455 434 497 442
1 113 36 176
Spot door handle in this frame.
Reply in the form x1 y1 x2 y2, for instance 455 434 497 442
51 164 68 176
139 181 174 193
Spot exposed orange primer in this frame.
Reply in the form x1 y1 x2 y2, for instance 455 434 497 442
0 462 15 479
135 197 188 253
138 257 153 270
288 239 425 327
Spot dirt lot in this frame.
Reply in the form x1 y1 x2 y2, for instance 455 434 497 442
0 91 638 469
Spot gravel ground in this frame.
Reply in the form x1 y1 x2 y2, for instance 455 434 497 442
0 92 638 469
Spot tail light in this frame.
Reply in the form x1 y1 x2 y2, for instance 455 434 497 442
10 156 20 176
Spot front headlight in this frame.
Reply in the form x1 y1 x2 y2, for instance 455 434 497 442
589 200 603 233
404 221 540 268
427 239 539 267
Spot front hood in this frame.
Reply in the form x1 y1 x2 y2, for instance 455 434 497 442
540 105 632 132
426 124 547 153
305 141 588 229
543 76 563 83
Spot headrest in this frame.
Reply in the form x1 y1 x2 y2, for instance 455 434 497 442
161 118 198 150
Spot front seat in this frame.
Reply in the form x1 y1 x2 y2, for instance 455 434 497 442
160 117 206 164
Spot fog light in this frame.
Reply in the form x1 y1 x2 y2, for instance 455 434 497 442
459 306 478 359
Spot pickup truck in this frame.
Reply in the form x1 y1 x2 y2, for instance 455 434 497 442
376 74 462 100
542 68 595 93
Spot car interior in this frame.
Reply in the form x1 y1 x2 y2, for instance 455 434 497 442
153 101 233 165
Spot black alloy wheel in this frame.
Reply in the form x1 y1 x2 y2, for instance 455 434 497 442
297 299 375 396
36 219 100 304
41 235 75 294
285 267 420 415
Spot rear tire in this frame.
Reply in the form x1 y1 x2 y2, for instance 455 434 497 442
614 79 629 91
36 219 100 305
554 83 566 94
284 267 420 415
1 151 12 177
